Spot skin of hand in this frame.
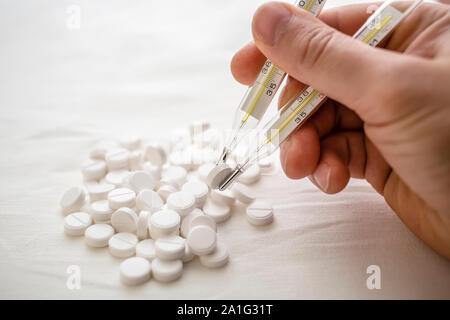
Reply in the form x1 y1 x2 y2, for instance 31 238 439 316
230 1 450 259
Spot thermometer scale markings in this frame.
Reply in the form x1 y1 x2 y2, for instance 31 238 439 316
242 64 279 124
265 89 319 144
305 0 315 11
264 6 402 146
240 0 325 124
362 15 393 44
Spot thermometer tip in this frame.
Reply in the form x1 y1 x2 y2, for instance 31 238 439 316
219 167 244 191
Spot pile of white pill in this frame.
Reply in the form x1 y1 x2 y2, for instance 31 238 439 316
59 122 274 285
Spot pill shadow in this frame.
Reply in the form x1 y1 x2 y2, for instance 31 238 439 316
82 242 111 254
63 233 87 244
245 221 277 232
118 271 187 291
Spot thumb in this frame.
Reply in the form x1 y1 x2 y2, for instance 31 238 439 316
252 2 406 112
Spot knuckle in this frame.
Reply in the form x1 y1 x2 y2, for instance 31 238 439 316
294 26 335 71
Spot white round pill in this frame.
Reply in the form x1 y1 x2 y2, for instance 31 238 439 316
206 163 232 190
186 171 200 182
60 187 86 214
109 232 138 258
155 236 186 261
187 225 217 256
181 181 209 208
105 170 129 187
143 162 162 180
246 200 274 226
231 183 256 205
80 200 91 214
170 128 191 148
106 148 130 171
168 149 195 171
210 189 235 206
162 166 187 187
136 239 156 261
167 191 195 217
111 207 138 233
258 157 273 169
145 143 167 167
136 189 164 213
199 241 229 268
189 214 217 232
151 258 183 282
183 245 194 263
83 180 99 190
157 184 177 202
119 134 141 150
149 210 180 240
86 183 115 202
193 147 217 165
85 224 115 248
89 200 114 222
128 151 143 171
90 144 113 160
64 212 92 236
159 177 180 190
237 164 261 185
108 188 136 210
197 163 215 182
120 257 151 286
180 208 204 238
198 146 217 164
128 171 156 192
193 128 216 147
137 210 150 240
82 159 107 181
202 198 231 223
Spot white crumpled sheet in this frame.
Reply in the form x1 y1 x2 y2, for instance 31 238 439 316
0 0 448 299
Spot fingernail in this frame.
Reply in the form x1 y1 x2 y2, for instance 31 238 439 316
253 3 292 46
314 163 330 191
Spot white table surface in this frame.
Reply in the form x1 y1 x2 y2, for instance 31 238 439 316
0 0 449 299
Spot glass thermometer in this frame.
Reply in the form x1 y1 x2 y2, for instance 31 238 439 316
217 0 328 164
220 0 423 190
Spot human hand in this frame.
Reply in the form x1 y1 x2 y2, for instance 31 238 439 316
230 1 450 258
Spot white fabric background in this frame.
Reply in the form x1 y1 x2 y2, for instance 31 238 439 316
0 0 449 299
